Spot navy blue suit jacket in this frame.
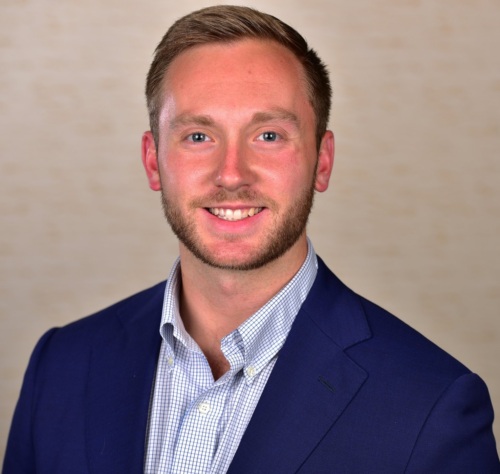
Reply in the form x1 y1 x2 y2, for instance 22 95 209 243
4 258 500 473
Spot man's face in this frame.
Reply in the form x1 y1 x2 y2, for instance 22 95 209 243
142 39 333 271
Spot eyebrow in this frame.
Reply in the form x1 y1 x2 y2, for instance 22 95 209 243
249 108 300 128
169 114 215 130
169 108 301 131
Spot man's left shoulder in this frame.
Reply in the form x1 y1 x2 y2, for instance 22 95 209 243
312 257 471 383
359 295 469 376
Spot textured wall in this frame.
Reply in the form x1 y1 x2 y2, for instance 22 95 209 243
1 0 499 459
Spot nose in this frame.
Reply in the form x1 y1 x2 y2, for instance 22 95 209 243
214 142 253 191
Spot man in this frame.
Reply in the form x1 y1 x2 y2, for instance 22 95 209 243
3 5 499 473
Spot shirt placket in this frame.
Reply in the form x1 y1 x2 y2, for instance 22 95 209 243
171 340 244 474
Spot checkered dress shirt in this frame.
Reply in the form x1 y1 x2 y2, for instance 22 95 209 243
144 241 318 473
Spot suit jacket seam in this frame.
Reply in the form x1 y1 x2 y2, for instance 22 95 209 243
403 371 473 472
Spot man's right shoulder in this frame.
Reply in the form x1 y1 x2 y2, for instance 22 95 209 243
36 280 167 356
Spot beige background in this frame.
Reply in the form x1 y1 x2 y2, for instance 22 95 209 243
1 0 499 460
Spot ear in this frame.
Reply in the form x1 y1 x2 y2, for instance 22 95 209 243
141 131 161 191
314 130 334 192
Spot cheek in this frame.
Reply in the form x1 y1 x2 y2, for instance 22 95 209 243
265 157 315 192
160 159 209 206
157 158 180 196
163 148 215 184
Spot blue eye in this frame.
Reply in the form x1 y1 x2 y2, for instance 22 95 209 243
259 131 278 142
188 132 208 142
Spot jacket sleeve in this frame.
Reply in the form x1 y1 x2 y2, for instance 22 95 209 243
405 372 500 473
2 328 58 474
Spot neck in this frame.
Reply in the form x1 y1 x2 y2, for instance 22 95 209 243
177 236 308 376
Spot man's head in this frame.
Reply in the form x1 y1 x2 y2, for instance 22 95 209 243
142 7 334 272
146 5 331 150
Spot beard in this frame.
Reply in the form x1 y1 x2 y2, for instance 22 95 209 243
161 181 315 271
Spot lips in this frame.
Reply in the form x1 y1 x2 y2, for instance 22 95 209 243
207 207 263 221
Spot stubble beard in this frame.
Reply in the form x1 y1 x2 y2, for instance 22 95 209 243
161 183 315 271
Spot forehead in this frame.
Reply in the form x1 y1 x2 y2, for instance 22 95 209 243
160 39 311 113
167 38 304 78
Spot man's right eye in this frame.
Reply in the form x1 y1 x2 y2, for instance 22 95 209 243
187 132 209 142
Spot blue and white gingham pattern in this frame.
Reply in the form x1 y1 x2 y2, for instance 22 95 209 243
144 241 318 473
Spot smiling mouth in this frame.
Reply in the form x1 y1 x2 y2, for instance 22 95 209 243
208 207 264 221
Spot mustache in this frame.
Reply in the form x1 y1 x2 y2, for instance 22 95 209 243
190 189 278 210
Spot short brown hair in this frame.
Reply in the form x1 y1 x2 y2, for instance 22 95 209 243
146 5 331 149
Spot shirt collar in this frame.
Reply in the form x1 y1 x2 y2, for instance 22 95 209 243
159 239 318 382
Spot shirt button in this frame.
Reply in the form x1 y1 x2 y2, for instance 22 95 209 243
246 366 256 377
167 357 174 366
198 402 210 414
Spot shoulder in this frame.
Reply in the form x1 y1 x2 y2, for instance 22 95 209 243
356 295 469 381
31 280 167 371
304 258 499 469
306 257 476 419
312 256 469 380
50 280 165 339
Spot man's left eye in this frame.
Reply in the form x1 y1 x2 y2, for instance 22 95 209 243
257 131 279 142
187 132 209 142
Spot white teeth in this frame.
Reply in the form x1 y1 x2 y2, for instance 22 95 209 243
208 207 262 221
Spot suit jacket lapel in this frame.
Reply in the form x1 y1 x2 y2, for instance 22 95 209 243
84 282 165 473
228 259 371 474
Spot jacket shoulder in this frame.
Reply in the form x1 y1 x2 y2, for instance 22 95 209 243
356 294 470 380
313 257 470 379
48 280 166 345
25 280 166 379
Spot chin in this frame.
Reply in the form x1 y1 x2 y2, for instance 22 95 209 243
196 249 267 271
189 236 302 272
